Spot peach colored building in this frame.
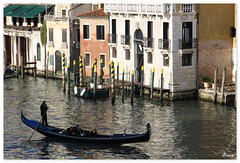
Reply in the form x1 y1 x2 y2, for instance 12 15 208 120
78 8 109 77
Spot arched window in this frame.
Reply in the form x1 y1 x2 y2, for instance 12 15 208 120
37 43 41 61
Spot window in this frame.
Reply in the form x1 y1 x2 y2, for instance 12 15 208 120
163 54 169 67
62 10 66 17
147 52 152 64
76 29 80 42
37 43 41 61
125 49 130 60
62 29 67 42
100 54 106 68
85 53 90 66
112 47 117 58
182 22 192 49
83 25 90 39
125 20 130 44
182 53 192 66
96 25 105 40
50 55 54 65
49 28 53 41
163 22 169 49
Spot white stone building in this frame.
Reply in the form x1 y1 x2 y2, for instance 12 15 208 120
104 4 198 99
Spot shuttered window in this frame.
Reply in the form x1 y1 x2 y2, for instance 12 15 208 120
49 28 53 41
83 25 90 39
62 29 67 42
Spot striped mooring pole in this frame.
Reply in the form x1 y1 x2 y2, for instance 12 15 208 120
79 56 83 87
62 53 66 89
111 62 115 104
117 62 119 84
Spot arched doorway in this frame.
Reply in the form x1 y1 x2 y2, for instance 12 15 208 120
55 50 62 74
134 29 144 82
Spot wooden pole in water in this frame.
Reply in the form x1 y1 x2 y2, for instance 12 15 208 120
122 68 125 102
62 53 66 90
67 63 70 94
109 60 112 85
131 70 134 104
220 67 226 105
117 62 119 84
140 66 144 97
21 56 24 79
111 62 115 104
235 70 237 109
160 69 163 101
34 56 36 78
93 65 97 99
213 67 218 103
73 60 76 86
79 56 83 87
150 68 155 99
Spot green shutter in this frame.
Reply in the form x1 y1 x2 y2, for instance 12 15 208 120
50 55 54 65
37 43 41 61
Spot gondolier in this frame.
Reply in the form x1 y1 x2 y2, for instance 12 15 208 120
40 101 48 126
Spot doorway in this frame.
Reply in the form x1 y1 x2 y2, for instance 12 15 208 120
134 29 144 82
55 50 62 74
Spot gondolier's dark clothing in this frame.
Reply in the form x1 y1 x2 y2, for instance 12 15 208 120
40 102 48 126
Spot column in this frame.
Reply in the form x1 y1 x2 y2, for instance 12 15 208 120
23 18 27 26
37 13 42 27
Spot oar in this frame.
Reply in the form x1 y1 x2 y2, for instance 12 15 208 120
28 113 45 141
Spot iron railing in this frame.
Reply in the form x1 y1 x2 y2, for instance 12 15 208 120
108 34 117 44
179 38 197 49
143 37 154 48
121 35 131 45
158 39 171 50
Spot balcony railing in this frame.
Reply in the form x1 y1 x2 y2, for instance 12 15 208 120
158 39 171 50
179 38 197 49
108 34 117 44
143 37 154 48
104 3 171 16
44 15 68 21
180 4 194 13
121 35 131 45
61 42 68 49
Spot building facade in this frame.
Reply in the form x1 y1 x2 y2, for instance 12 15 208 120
198 4 237 82
3 4 53 72
105 4 198 99
78 8 110 77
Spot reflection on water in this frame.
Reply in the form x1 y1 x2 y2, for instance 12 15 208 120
4 76 236 159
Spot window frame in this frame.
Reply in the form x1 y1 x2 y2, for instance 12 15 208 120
62 29 67 43
163 54 169 67
83 24 90 40
147 52 153 64
49 28 53 41
99 54 106 68
37 43 41 61
182 53 192 66
112 47 117 58
125 49 130 60
85 53 91 67
96 25 105 40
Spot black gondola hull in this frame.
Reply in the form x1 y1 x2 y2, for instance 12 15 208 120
21 111 150 144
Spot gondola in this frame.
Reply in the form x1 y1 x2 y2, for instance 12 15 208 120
21 111 151 144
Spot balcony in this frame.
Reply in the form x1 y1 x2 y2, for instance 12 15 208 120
158 39 171 50
104 3 171 16
108 34 117 44
179 38 197 49
121 35 131 45
48 41 54 47
143 37 154 49
180 4 194 13
44 14 68 21
61 42 68 49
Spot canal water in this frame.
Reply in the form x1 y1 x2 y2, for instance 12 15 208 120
4 76 236 159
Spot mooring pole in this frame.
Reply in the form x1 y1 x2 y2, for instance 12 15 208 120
220 67 226 105
213 67 218 103
150 68 155 99
34 56 37 78
122 68 125 102
131 70 134 105
160 69 163 101
111 62 115 104
117 62 119 84
21 56 24 79
62 53 66 90
67 63 70 94
93 65 97 99
140 66 144 97
79 56 83 87
109 60 111 83
73 60 76 86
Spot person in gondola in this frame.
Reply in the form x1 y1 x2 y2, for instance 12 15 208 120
40 101 49 126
